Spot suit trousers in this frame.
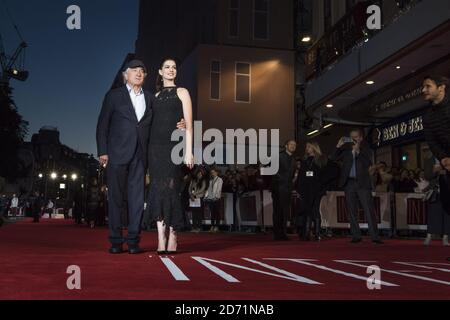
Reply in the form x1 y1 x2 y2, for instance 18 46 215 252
344 179 380 241
272 187 291 238
106 152 144 246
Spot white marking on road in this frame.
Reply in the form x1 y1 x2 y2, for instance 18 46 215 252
335 260 450 286
192 257 321 284
160 257 190 281
265 258 398 287
242 258 321 285
393 262 450 273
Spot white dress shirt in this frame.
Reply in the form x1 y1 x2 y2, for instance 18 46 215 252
126 84 146 122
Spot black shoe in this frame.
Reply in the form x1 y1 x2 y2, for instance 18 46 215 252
373 239 384 244
128 245 144 254
351 238 362 243
156 250 167 255
167 251 178 255
109 245 124 254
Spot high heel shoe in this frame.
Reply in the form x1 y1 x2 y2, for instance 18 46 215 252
156 250 167 255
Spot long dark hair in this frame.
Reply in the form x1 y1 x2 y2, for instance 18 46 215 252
192 167 208 189
155 57 179 92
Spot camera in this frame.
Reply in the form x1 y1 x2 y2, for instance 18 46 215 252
342 137 354 144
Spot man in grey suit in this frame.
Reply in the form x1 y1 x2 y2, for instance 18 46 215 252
331 129 383 244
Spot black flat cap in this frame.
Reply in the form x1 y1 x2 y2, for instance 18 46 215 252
124 59 147 73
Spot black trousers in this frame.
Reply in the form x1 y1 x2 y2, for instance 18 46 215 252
302 194 322 237
272 187 291 238
441 172 450 214
191 200 204 228
86 205 98 224
32 209 40 223
344 179 380 241
73 207 82 224
106 154 144 246
206 200 220 226
427 201 450 235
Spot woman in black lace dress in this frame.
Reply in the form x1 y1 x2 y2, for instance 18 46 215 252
145 58 194 254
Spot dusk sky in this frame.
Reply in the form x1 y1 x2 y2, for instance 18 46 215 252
1 0 139 156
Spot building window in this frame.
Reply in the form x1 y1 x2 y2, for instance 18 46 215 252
253 0 269 40
229 0 239 38
324 0 332 32
235 62 251 103
210 60 221 100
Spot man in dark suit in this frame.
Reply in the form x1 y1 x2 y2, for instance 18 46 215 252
96 60 184 254
331 129 383 244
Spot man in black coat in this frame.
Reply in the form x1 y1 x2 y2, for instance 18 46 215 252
271 140 297 240
422 75 450 211
96 60 184 254
421 75 450 261
331 129 383 244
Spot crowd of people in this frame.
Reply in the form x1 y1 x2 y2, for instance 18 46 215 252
0 177 108 228
271 131 449 246
0 193 47 223
270 75 449 254
1 152 447 242
370 163 432 193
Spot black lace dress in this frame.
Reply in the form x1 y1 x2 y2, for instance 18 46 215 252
143 87 185 230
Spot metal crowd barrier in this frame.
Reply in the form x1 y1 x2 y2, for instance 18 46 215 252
187 191 430 232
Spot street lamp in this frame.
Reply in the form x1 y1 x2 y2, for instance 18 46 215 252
38 173 43 179
62 174 67 179
71 174 78 181
50 172 58 180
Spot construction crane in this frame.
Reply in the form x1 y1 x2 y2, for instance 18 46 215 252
0 0 28 87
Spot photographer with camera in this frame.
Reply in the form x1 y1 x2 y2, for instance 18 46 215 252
331 129 383 244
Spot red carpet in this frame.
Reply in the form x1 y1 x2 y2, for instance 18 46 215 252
0 219 449 300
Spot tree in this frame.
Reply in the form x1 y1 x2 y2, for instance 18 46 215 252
0 84 29 181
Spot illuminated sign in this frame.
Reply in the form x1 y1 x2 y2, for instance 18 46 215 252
372 115 424 147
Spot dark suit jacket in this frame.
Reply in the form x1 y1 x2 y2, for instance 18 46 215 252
271 151 296 192
331 141 374 190
96 86 153 168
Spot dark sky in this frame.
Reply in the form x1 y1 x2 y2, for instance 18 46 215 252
1 0 139 156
